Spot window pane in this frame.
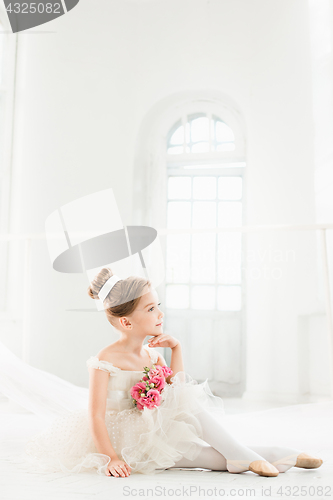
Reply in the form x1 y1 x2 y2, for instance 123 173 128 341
191 286 215 310
167 201 191 228
218 177 242 200
168 177 191 199
166 234 190 283
191 142 210 153
218 233 242 284
190 116 209 142
218 201 242 227
191 233 216 283
169 125 184 145
193 177 216 200
193 201 216 228
215 143 235 152
216 121 235 143
217 286 241 311
166 284 189 308
167 146 184 155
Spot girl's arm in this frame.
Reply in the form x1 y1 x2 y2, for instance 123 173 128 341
167 342 183 384
87 367 119 460
156 341 183 384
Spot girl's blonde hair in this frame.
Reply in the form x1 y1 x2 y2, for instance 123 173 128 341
87 267 151 329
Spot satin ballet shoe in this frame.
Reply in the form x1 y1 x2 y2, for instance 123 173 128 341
249 460 280 477
295 452 323 469
227 459 279 477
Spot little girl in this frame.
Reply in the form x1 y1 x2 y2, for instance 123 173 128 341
25 268 323 477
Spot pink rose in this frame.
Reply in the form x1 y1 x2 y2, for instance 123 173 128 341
161 366 173 378
136 400 144 410
148 365 164 379
149 375 166 392
141 389 162 409
130 382 146 401
130 363 173 411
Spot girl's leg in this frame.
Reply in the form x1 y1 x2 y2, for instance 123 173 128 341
171 443 313 474
250 447 323 472
171 444 300 473
248 445 299 473
195 407 270 473
192 407 303 475
171 444 227 471
171 444 299 473
170 412 315 475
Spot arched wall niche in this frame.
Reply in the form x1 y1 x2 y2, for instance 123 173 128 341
132 90 247 393
132 89 247 230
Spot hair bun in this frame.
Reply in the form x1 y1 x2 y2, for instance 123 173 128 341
87 285 98 300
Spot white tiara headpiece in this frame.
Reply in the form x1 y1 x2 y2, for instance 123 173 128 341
98 275 121 303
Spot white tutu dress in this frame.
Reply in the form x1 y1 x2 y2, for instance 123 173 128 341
24 344 226 475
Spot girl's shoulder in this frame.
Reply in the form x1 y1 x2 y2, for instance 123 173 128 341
143 344 159 365
86 343 159 374
86 344 122 375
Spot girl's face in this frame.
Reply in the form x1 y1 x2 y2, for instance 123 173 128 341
125 287 164 337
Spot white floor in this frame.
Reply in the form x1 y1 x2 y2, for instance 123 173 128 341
1 398 332 500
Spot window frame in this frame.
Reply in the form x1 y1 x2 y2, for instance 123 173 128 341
155 100 247 321
132 95 247 389
165 162 245 314
162 107 247 389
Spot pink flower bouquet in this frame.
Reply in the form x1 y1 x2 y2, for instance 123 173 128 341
130 364 173 410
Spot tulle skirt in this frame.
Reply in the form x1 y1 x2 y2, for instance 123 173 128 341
24 371 226 475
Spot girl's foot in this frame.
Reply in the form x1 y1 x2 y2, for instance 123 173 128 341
295 452 323 469
270 453 299 473
227 459 279 477
271 452 323 472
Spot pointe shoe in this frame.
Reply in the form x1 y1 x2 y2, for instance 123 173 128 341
295 452 323 469
227 459 279 477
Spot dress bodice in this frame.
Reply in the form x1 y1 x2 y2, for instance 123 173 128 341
86 344 159 412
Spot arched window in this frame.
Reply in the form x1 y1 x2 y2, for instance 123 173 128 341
167 113 236 155
165 112 244 313
159 105 246 393
132 95 246 394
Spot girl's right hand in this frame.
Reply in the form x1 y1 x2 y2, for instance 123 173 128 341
105 457 131 477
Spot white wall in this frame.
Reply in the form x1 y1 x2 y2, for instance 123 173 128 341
3 0 328 398
308 0 333 312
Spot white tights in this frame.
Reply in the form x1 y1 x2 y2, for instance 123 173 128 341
171 407 300 473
